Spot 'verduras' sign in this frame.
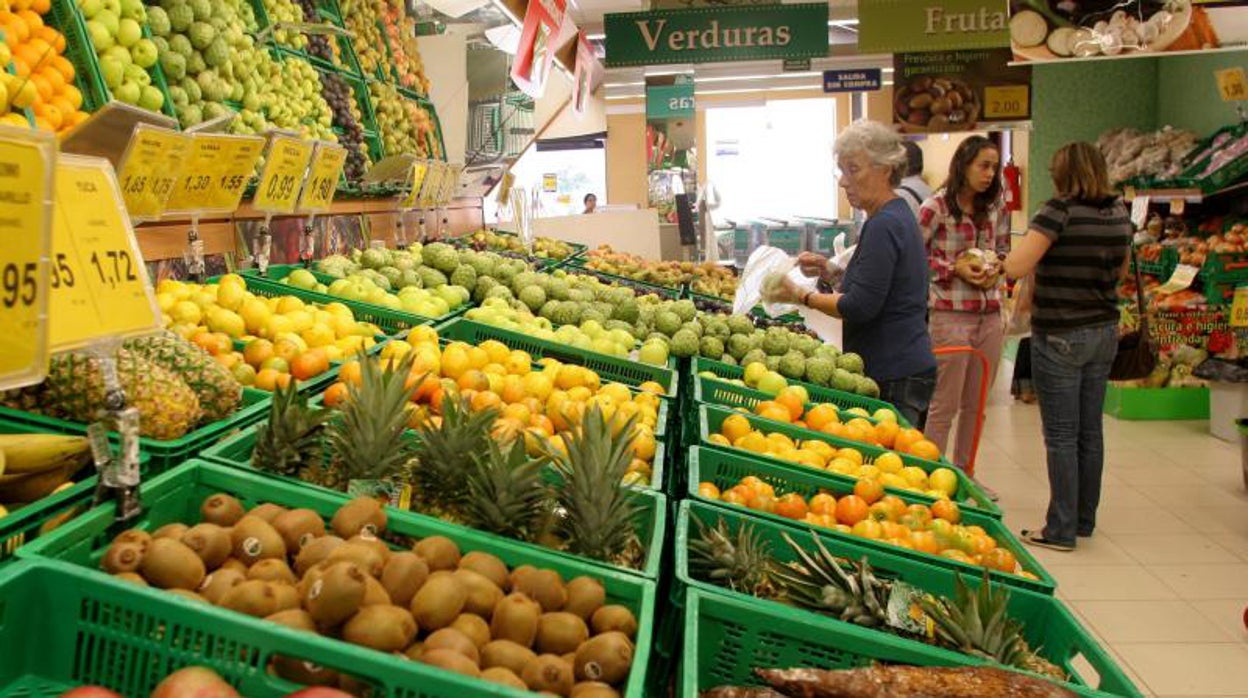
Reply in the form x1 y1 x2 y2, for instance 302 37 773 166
604 3 829 67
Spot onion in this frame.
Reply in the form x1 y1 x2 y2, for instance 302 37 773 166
1010 10 1048 48
1047 27 1077 56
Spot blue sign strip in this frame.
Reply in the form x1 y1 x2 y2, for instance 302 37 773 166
823 68 882 93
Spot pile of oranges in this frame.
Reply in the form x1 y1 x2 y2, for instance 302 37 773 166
0 0 89 133
699 475 1031 577
322 329 665 486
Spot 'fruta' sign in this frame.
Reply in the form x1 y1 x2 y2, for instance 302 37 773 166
858 0 1010 54
604 3 829 67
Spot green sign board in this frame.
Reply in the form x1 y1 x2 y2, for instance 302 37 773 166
604 3 829 67
858 0 1010 54
646 82 695 119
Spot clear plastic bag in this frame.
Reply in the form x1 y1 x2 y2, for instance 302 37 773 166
734 245 843 345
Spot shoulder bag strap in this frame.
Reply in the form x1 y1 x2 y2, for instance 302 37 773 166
1131 244 1149 335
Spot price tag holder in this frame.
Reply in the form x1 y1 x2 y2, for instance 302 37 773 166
1216 67 1247 102
298 142 347 214
0 127 55 391
254 134 315 214
47 155 161 350
1155 264 1199 296
116 124 191 222
402 160 430 209
1232 286 1248 328
419 162 446 209
982 85 1031 120
438 163 463 205
1131 196 1151 228
164 133 265 214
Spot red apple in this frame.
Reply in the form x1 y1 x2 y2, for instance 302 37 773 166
284 690 356 698
150 667 240 698
59 688 123 698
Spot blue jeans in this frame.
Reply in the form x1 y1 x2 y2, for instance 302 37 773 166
877 368 937 429
1031 323 1118 545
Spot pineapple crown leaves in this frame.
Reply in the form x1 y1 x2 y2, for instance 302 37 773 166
773 531 890 626
919 570 1028 664
688 515 778 596
410 390 500 514
550 405 642 563
327 351 419 482
462 436 551 542
254 380 332 476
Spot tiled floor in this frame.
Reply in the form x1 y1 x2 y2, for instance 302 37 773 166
972 386 1248 697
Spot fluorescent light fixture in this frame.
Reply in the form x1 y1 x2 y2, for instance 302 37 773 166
586 32 605 40
828 19 859 26
697 72 821 83
604 80 646 87
695 84 819 96
883 68 894 73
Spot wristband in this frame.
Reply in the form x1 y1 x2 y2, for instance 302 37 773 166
801 291 814 306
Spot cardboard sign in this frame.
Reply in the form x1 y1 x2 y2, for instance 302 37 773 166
254 135 315 214
116 124 191 221
512 0 566 97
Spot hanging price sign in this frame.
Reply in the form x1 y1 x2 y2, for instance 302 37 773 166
402 160 430 209
298 142 347 213
164 133 265 214
1217 67 1247 102
255 134 315 214
438 163 463 205
47 156 161 350
1232 286 1248 328
0 127 55 391
116 124 191 221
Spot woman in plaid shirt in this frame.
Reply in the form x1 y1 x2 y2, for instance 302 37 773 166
918 136 1010 490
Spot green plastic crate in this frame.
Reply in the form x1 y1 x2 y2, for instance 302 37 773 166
553 267 682 300
693 372 898 427
248 263 466 326
0 388 270 472
679 575 1137 696
564 259 686 299
437 318 678 398
1103 384 1210 421
686 445 1044 593
697 404 996 516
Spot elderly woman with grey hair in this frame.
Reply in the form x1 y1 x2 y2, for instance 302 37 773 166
773 120 936 425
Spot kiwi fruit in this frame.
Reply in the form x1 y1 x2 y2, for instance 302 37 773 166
266 608 318 632
574 632 633 685
459 551 510 590
362 574 391 606
571 682 621 698
101 541 146 574
294 535 343 575
510 564 537 589
348 531 391 561
230 515 287 565
140 538 206 590
403 642 425 661
564 577 606 620
423 627 480 663
331 497 386 538
113 529 152 550
590 605 638 639
249 503 288 523
481 666 527 689
490 592 541 647
200 493 245 526
181 523 231 570
220 579 281 617
451 613 491 649
152 523 189 540
272 508 325 552
455 568 503 618
166 589 208 604
270 582 301 611
514 568 567 613
113 572 148 586
380 551 429 607
273 657 339 687
247 558 297 585
342 605 417 652
481 639 537 675
412 536 460 572
522 654 574 695
418 649 480 678
326 540 386 578
537 612 590 655
219 558 247 574
306 561 367 627
562 652 577 666
409 573 466 632
198 568 245 604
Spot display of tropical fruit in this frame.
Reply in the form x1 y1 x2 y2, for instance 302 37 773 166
706 352 876 399
301 245 484 318
0 432 91 503
261 0 307 50
380 0 429 94
0 1 90 132
338 0 384 76
456 230 579 262
78 0 165 114
93 492 641 694
370 80 435 157
583 245 739 299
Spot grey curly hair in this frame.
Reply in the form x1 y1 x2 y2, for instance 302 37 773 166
834 120 907 187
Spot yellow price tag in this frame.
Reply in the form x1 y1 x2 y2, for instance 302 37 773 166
0 128 55 390
420 162 446 209
299 143 347 213
47 156 161 350
1233 286 1248 328
983 85 1030 120
439 164 463 205
164 133 265 213
1216 67 1247 102
255 135 315 214
117 124 191 221
403 160 430 209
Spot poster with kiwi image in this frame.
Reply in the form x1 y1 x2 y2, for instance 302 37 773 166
1008 0 1248 61
893 49 1033 133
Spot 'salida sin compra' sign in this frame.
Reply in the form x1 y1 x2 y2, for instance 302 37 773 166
604 3 829 67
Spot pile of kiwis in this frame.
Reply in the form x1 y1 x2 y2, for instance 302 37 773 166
100 494 638 697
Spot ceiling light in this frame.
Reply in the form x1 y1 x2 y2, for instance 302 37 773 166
586 32 605 40
696 84 819 96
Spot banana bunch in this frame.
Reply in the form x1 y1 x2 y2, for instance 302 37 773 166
0 433 92 504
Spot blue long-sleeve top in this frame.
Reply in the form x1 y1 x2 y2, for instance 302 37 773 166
838 198 937 382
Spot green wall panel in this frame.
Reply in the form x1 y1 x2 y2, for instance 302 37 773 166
1158 51 1248 136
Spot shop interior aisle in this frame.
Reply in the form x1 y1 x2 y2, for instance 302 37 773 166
976 394 1248 697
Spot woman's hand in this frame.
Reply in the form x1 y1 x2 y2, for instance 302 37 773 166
767 275 804 305
797 252 832 281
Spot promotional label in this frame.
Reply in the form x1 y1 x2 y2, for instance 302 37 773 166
298 142 348 213
573 30 598 115
893 49 1032 132
0 128 54 390
784 58 812 72
1231 285 1248 327
512 0 567 98
116 124 191 221
859 0 1009 53
254 135 315 214
438 164 463 204
823 68 882 92
605 3 829 67
419 162 447 209
165 133 265 213
47 156 161 350
403 160 430 209
1217 66 1247 101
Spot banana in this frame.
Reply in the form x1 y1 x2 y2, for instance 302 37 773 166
0 433 91 475
0 465 77 503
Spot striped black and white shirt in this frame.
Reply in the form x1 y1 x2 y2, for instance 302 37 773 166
1029 197 1131 333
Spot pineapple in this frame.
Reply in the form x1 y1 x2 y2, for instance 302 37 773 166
42 349 201 440
124 331 242 421
462 437 550 542
321 353 416 493
773 531 891 629
549 406 643 567
253 382 331 479
920 572 1068 682
688 515 780 599
410 392 498 518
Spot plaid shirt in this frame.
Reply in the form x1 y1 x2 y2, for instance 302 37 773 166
919 191 1010 313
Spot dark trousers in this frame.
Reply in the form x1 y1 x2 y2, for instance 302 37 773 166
877 368 938 429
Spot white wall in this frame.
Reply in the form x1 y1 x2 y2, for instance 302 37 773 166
417 31 469 163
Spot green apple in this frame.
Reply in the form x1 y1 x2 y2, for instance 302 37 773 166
94 9 120 36
122 63 149 86
99 57 124 89
102 45 132 68
100 0 121 15
137 85 164 111
114 81 141 105
287 269 317 290
119 0 145 21
85 20 114 51
116 18 141 47
77 0 104 19
129 38 157 68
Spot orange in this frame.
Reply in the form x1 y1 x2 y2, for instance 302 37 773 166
501 402 531 426
773 493 808 521
456 369 490 392
4 18 28 43
254 368 291 391
774 389 805 421
931 499 961 524
720 488 748 507
60 83 81 109
500 375 526 404
756 402 790 424
720 413 752 443
36 26 64 52
834 494 869 526
440 344 470 380
291 350 330 381
17 10 42 32
471 390 502 412
697 482 721 500
739 476 774 498
910 530 940 555
804 404 839 432
9 57 29 77
982 547 1018 573
28 73 51 101
40 66 64 94
809 493 837 516
873 420 899 448
909 439 941 462
853 478 884 504
893 428 924 455
31 0 52 20
322 381 349 408
338 360 362 386
466 346 489 370
745 492 776 514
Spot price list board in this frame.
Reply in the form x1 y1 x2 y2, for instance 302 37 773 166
164 133 266 215
254 134 315 215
